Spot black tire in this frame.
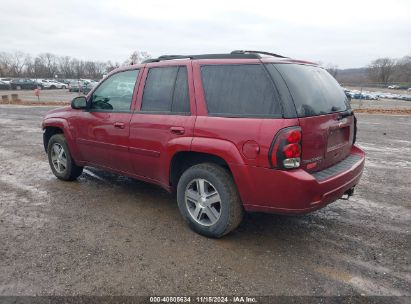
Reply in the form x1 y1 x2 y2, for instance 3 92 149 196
47 134 83 181
177 163 243 238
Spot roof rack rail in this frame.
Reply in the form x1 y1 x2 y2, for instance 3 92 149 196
231 50 288 58
143 55 192 63
142 52 273 63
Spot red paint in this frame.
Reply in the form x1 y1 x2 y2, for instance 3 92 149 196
42 56 365 214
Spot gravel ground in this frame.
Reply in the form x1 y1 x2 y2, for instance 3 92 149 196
0 105 410 297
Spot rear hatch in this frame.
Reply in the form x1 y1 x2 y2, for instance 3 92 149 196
269 63 354 173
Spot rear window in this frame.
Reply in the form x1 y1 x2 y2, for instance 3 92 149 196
141 66 190 114
201 64 282 117
267 64 349 117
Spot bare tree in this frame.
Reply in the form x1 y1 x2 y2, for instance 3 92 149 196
24 55 36 77
368 57 396 84
393 55 411 82
40 53 59 78
106 60 120 74
71 59 85 79
58 56 75 78
326 64 339 78
125 51 151 65
0 52 12 76
9 51 28 77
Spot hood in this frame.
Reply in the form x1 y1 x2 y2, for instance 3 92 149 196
45 106 72 117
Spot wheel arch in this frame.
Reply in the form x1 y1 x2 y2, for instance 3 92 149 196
169 137 246 189
170 151 233 189
43 126 64 152
42 118 78 158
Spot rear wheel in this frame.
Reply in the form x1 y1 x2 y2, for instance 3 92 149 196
177 163 243 238
47 134 83 181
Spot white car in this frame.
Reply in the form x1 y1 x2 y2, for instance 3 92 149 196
388 85 400 89
0 78 12 85
47 80 67 89
36 79 67 89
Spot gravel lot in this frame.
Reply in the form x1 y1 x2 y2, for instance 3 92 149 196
0 105 410 297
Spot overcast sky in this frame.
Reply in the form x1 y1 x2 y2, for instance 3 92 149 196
1 0 410 68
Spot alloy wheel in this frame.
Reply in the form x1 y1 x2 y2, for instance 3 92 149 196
50 143 67 173
185 178 222 226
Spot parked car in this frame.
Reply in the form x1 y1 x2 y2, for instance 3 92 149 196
0 80 11 90
47 80 67 89
0 78 12 85
82 81 98 94
10 79 42 90
388 85 400 89
42 51 365 238
36 79 53 89
68 80 84 92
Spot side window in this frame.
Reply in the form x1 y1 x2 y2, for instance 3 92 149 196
91 69 139 111
141 66 190 114
200 64 282 117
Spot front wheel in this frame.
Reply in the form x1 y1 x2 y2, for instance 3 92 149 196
177 163 243 238
47 134 83 181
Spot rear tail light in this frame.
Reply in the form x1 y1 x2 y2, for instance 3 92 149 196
269 127 302 169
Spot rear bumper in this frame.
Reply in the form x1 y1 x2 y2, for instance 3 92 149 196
233 145 365 214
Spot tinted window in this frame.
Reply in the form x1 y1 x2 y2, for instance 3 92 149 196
200 64 281 117
141 67 190 113
269 64 349 117
91 69 139 111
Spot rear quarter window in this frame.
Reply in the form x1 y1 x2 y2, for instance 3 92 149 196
200 64 282 117
268 64 350 117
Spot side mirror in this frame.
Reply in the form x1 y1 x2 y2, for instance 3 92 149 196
71 96 87 109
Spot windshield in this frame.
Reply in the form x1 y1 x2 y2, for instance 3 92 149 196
268 63 350 117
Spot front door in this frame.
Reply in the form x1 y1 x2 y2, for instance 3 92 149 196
75 69 141 173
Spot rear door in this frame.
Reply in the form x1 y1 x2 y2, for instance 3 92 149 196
129 62 195 185
267 63 354 172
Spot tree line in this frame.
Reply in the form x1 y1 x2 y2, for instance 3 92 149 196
0 51 151 80
326 55 411 85
1 50 410 85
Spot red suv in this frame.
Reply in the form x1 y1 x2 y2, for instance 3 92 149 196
42 51 365 237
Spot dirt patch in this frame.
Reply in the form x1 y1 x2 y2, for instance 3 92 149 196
354 108 411 115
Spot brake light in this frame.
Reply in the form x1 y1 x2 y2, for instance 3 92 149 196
269 127 302 169
287 130 301 143
283 143 301 158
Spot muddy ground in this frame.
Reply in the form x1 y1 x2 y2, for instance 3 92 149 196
0 105 410 296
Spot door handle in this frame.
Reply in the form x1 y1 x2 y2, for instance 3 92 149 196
114 122 125 129
170 126 185 135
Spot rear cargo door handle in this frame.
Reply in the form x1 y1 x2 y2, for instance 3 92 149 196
114 122 125 129
170 126 185 135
